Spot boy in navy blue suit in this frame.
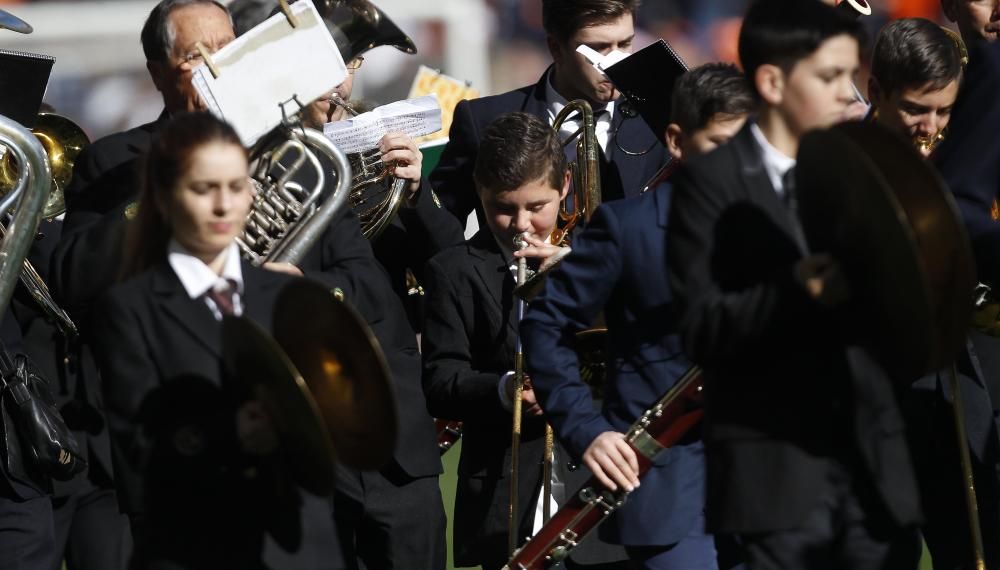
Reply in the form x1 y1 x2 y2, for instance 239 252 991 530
422 112 629 570
520 64 753 570
668 1 923 568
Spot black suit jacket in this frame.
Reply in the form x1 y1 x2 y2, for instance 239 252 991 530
429 67 668 225
422 231 622 566
89 260 299 568
667 124 922 533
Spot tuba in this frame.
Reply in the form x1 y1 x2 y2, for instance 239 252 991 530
238 125 353 266
320 0 418 240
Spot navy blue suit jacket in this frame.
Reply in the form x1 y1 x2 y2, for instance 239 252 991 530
429 68 668 225
520 185 703 547
935 40 1000 287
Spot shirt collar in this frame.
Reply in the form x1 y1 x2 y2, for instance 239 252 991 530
544 68 615 124
750 122 796 194
167 240 244 300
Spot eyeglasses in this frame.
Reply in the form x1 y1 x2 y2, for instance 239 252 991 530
175 40 232 70
346 56 364 74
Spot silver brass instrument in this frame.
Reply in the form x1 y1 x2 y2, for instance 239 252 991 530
238 126 352 266
318 0 417 61
0 113 86 336
0 114 51 318
329 95 407 240
508 232 530 556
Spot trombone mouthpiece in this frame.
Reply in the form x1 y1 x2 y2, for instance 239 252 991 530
513 233 529 251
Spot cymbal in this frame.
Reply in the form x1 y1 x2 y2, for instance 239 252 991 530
513 246 572 301
796 121 973 381
0 9 32 34
222 316 336 496
273 279 398 470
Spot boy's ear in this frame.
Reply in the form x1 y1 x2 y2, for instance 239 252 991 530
664 123 685 161
559 169 572 201
755 64 786 106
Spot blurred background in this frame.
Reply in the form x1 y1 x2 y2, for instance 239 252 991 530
0 0 960 141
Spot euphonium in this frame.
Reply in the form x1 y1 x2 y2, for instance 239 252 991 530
550 100 601 246
328 95 407 240
0 114 51 317
238 125 352 266
0 112 86 336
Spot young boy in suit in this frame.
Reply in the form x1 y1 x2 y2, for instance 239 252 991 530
422 112 628 570
520 63 754 570
667 1 923 568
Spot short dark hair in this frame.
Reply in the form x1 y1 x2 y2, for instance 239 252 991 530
141 0 230 63
871 18 963 96
474 112 566 195
125 112 246 276
739 0 865 97
542 0 639 44
670 63 755 133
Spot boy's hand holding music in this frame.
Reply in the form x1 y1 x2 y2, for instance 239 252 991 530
379 131 423 202
584 431 640 493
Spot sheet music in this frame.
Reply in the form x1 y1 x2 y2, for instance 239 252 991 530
191 0 346 146
323 95 442 154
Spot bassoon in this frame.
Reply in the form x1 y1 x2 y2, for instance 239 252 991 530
503 366 704 569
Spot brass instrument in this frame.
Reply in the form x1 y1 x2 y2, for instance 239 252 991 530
0 114 51 318
509 232 530 556
550 100 601 246
328 95 407 240
238 125 353 265
0 113 84 336
318 0 417 61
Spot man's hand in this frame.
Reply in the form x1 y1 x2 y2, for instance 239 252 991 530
513 235 565 269
795 253 850 306
583 432 640 492
262 262 304 277
379 132 423 201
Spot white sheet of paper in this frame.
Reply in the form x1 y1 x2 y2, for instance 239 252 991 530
191 0 346 146
576 45 630 75
322 95 442 154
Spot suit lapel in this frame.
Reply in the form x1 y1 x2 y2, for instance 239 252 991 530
729 125 805 248
521 69 551 118
468 232 519 344
151 262 223 358
241 261 285 333
125 111 169 156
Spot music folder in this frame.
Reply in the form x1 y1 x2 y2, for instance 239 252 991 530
0 49 54 129
604 39 688 139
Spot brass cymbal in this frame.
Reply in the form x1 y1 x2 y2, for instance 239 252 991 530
796 121 974 381
0 8 31 34
222 316 335 496
273 279 398 470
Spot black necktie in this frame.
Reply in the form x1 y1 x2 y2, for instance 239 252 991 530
781 167 797 208
206 279 237 316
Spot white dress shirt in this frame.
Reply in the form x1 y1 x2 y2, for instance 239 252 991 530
167 240 245 321
750 122 796 197
545 70 615 153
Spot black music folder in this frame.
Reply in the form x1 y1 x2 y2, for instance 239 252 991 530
605 39 688 138
0 49 54 128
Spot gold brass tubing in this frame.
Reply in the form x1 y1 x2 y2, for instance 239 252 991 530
948 364 986 570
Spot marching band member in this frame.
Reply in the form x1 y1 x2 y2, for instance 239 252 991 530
520 63 754 570
667 1 923 568
422 112 627 570
941 0 999 48
430 0 666 227
89 112 299 569
868 18 963 157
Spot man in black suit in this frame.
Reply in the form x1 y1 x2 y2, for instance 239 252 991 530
429 0 667 229
667 1 922 568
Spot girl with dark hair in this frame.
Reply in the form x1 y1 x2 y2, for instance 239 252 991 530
90 112 302 570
